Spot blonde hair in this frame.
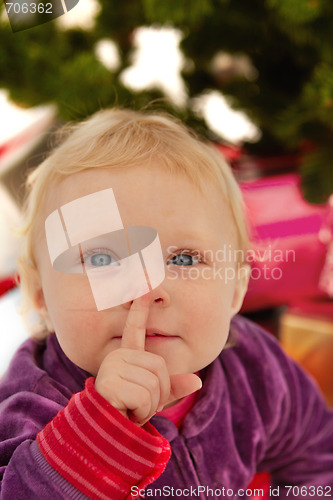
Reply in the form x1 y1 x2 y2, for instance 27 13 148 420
17 107 249 335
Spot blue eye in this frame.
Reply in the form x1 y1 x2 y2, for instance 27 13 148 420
168 253 200 266
89 253 114 267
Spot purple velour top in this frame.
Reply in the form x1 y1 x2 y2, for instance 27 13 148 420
0 315 332 499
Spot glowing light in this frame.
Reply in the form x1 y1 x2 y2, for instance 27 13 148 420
193 90 261 144
121 26 187 107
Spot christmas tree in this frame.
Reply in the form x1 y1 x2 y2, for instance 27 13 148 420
1 0 333 201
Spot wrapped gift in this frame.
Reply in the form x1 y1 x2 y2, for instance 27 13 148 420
280 299 333 406
240 173 331 311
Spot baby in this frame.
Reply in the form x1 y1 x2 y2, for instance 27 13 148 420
0 108 332 500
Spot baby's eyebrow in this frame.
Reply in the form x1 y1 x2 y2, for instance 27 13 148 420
169 229 208 241
166 241 221 260
169 233 221 248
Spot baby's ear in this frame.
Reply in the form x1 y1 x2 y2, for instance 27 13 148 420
230 264 250 317
35 290 54 332
32 274 54 332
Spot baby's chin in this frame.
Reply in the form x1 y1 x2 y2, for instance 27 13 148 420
63 351 101 377
162 358 206 377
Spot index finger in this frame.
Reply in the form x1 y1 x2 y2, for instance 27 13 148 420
121 293 151 350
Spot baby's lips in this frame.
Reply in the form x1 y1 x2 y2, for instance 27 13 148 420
145 328 176 338
114 329 176 339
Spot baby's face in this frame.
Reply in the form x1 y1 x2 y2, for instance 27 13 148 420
35 163 248 376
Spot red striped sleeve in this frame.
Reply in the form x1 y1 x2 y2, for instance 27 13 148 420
37 377 171 500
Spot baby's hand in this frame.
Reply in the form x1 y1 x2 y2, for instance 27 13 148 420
94 293 202 426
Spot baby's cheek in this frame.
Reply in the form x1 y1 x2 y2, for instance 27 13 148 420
54 320 101 374
198 288 233 337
